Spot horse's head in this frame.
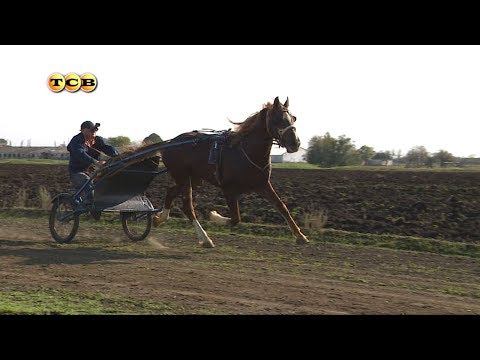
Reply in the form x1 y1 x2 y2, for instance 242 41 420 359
267 97 300 153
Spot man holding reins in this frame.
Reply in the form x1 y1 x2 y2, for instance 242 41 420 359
67 121 119 213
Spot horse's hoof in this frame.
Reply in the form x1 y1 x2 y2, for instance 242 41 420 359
210 210 230 225
296 236 310 245
199 241 215 248
152 215 166 227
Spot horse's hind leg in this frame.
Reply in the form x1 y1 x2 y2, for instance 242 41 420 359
255 182 309 245
153 184 182 227
182 177 215 248
210 192 240 226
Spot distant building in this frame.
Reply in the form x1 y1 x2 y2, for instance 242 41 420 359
270 147 307 163
365 159 393 166
458 157 480 166
0 146 69 160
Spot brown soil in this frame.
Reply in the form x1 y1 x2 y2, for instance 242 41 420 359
1 164 479 242
1 164 480 314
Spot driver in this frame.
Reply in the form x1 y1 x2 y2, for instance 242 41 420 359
67 121 119 217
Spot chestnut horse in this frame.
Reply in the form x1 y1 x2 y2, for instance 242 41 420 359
153 97 309 248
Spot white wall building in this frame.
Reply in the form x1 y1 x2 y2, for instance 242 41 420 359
270 147 307 163
0 146 69 160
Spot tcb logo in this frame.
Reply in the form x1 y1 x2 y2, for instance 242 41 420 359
47 73 97 93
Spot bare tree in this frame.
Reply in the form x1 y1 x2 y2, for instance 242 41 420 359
405 145 429 167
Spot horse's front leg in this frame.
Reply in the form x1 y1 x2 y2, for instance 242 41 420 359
210 192 240 226
255 182 309 244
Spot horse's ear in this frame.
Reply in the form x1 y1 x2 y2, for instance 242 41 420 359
284 97 289 108
274 96 281 108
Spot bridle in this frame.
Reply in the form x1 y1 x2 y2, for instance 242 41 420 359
239 106 297 173
265 108 296 147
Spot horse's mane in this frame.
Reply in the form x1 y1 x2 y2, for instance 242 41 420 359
228 102 272 145
101 101 275 170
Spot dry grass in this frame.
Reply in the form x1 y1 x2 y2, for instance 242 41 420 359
14 188 28 208
38 185 51 210
303 208 328 231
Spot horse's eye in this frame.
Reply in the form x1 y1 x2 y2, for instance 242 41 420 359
274 115 283 124
292 116 297 123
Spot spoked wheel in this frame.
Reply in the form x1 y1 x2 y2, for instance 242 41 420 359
49 196 80 243
121 212 152 241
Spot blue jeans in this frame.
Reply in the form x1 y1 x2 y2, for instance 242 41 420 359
70 172 94 202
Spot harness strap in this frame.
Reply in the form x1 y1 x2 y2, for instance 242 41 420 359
278 125 295 138
240 143 271 172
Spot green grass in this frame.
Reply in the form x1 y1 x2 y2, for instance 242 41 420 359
317 229 480 259
0 159 68 165
272 163 480 171
0 208 55 220
3 208 479 259
333 165 480 172
0 289 181 315
271 162 319 169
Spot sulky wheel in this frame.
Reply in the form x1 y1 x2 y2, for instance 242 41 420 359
49 196 80 243
121 212 152 241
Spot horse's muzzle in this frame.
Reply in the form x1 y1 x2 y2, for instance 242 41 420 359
285 137 300 153
278 126 300 153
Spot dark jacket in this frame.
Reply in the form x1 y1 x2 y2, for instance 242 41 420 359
67 133 119 174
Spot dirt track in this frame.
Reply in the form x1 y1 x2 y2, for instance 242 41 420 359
1 216 480 314
1 164 480 314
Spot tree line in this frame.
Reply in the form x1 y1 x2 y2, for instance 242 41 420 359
306 132 462 168
0 132 470 168
106 133 162 147
0 133 163 149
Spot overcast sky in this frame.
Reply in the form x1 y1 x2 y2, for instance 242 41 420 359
1 45 479 157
